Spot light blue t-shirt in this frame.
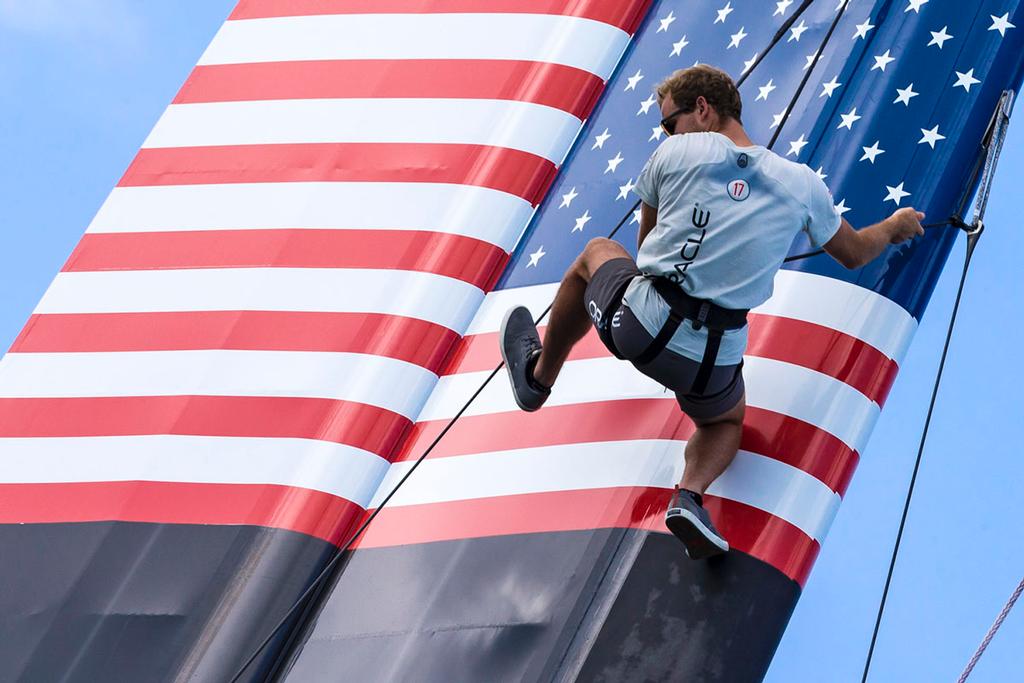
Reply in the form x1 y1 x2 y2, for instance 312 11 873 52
625 131 841 365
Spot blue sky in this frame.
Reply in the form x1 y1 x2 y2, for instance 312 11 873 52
1 3 1020 680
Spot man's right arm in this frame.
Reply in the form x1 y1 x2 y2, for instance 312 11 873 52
823 207 926 270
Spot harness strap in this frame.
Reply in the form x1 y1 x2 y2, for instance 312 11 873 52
634 310 683 366
693 328 724 395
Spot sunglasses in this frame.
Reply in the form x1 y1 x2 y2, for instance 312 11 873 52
660 106 692 137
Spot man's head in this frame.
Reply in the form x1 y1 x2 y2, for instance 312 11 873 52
656 64 743 137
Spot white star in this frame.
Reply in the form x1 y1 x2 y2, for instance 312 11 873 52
872 49 896 72
788 134 809 158
770 109 787 129
559 187 578 208
885 182 910 205
658 10 677 32
820 75 842 98
637 94 657 115
789 19 809 42
804 53 818 71
860 141 886 163
774 0 793 16
572 210 592 232
715 2 734 24
527 245 546 267
953 69 981 92
815 166 828 181
728 26 749 49
835 199 851 217
617 178 636 200
624 69 644 92
837 107 862 130
649 126 665 142
989 13 1016 37
605 152 624 174
592 128 611 149
853 20 875 40
631 209 642 225
918 125 946 148
928 25 953 48
894 83 919 106
670 35 690 57
757 78 777 101
742 53 759 74
905 0 928 12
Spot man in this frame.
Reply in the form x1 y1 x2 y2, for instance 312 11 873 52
499 65 924 560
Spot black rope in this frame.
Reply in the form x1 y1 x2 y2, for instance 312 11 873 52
782 216 970 263
225 3 831 680
859 89 1014 683
229 365 505 682
860 224 983 683
768 0 851 150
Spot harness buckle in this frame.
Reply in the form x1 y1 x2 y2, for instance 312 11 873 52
692 301 711 330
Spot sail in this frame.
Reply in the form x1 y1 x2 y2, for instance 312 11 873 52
0 1 1020 681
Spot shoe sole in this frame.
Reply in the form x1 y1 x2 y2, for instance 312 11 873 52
665 508 729 560
499 307 540 413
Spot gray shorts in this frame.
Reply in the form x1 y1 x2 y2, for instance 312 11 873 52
583 258 745 420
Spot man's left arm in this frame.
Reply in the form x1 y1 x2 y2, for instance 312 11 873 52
638 202 658 249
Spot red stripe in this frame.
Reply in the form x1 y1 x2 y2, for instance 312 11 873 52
63 230 507 289
351 486 815 585
120 143 557 206
399 401 857 495
177 60 604 119
12 312 459 368
0 396 411 459
447 318 897 405
746 313 898 407
0 481 366 546
229 0 652 33
704 495 819 587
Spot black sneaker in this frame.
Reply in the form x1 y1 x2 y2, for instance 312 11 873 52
665 487 729 559
499 306 551 412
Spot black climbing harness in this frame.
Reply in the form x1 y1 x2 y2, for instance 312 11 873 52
634 276 749 394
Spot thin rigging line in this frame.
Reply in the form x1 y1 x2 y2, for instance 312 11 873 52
859 227 981 683
957 576 1024 682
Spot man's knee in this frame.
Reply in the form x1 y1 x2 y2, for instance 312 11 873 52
577 238 630 279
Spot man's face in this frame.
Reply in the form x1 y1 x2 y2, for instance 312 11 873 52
659 96 710 136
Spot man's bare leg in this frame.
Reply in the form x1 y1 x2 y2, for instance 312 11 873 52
665 394 744 558
679 394 745 494
532 238 631 388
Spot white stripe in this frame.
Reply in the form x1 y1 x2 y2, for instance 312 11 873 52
202 14 628 78
467 271 916 360
0 435 389 509
35 269 484 333
757 269 917 362
370 440 840 542
465 282 558 336
87 183 535 253
419 355 877 451
144 99 580 163
0 351 435 419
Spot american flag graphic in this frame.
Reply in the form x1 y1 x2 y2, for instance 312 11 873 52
0 1 1020 676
